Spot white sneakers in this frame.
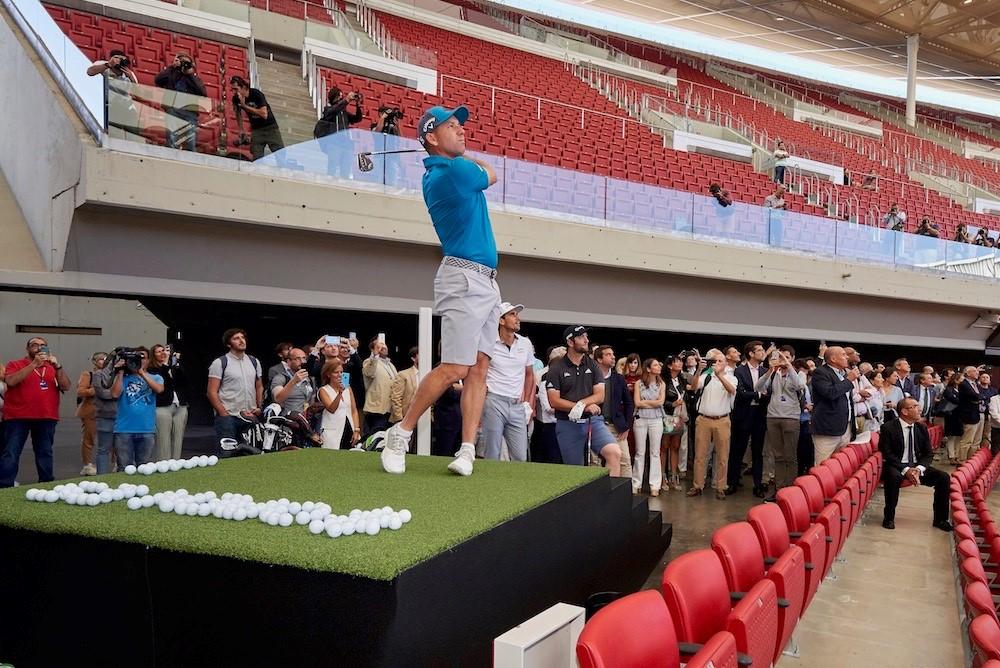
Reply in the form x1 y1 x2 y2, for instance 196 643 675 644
379 426 408 474
380 426 475 476
80 463 97 476
447 443 475 476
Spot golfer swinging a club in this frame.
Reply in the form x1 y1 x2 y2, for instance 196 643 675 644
379 105 500 476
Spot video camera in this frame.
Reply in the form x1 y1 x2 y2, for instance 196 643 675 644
109 346 145 374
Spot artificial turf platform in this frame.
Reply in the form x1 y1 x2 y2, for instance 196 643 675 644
0 448 605 580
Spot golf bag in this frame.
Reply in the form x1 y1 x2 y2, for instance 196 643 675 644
220 404 320 457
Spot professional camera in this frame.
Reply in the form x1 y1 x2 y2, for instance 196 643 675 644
110 346 144 374
347 91 364 103
379 106 404 122
233 133 252 147
179 60 194 72
114 56 131 69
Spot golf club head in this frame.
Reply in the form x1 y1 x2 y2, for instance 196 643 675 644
358 152 374 173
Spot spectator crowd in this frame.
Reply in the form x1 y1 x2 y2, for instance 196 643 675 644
2 317 997 500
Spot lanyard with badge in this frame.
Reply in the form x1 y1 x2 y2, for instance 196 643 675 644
36 366 50 391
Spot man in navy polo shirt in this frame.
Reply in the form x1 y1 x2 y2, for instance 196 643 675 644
380 105 501 477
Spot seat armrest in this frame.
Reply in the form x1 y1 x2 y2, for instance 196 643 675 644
737 652 754 667
809 512 819 519
677 642 704 656
789 531 803 539
825 535 834 543
730 591 746 602
804 562 815 571
777 597 790 608
763 557 777 566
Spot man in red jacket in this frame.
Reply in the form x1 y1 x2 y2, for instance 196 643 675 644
0 337 71 487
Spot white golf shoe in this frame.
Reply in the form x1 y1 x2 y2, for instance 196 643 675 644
447 444 475 477
380 426 408 474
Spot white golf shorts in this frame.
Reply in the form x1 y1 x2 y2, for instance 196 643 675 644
433 261 501 366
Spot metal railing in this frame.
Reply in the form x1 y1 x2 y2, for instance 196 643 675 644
356 2 438 69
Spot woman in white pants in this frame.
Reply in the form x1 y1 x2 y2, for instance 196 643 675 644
632 358 666 496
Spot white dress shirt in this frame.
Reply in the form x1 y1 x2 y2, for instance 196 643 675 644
900 421 926 476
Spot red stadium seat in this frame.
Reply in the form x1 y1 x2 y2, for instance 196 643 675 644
966 581 1000 625
747 503 823 610
971 615 1000 666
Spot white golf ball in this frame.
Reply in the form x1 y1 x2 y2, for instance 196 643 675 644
185 504 198 516
365 519 380 536
278 498 290 506
197 504 211 517
302 501 315 513
309 519 325 535
222 507 234 520
70 494 84 506
389 515 403 531
176 489 188 497
399 509 412 523
98 491 112 504
111 490 124 502
86 494 100 506
175 502 188 515
279 513 293 527
295 511 311 526
267 513 280 526
124 465 137 475
156 461 169 473
222 492 233 501
246 505 260 519
136 485 149 497
122 488 135 500
233 508 247 521
341 522 356 536
43 490 58 503
197 455 209 467
259 511 271 524
207 455 219 466
213 506 225 519
309 509 326 522
381 506 393 515
288 502 302 515
127 497 143 510
25 489 39 501
325 522 343 538
142 495 156 508
379 514 390 528
54 485 65 492
183 459 196 469
204 491 216 500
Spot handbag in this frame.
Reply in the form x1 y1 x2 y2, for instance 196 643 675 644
663 414 682 434
934 399 957 416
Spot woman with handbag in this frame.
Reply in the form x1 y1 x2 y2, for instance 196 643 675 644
938 371 963 464
660 355 686 492
632 358 666 496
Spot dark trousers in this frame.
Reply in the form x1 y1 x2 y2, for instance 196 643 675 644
774 165 786 183
364 412 390 439
992 427 1000 456
797 420 815 475
0 419 57 487
432 424 462 458
882 465 949 524
251 125 285 163
529 421 562 464
728 409 767 488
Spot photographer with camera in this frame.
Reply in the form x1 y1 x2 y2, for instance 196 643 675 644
155 52 207 152
313 87 365 177
230 76 285 163
0 337 72 487
149 344 190 460
882 203 907 232
371 104 404 182
88 50 140 136
915 216 940 238
87 50 139 84
110 347 163 469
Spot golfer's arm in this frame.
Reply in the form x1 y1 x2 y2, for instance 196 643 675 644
547 389 578 412
468 157 497 186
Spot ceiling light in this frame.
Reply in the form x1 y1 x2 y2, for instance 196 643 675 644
775 16 784 21
964 0 973 5
835 36 844 40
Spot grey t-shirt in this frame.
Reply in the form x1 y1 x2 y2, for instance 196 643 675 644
208 352 262 415
271 373 313 414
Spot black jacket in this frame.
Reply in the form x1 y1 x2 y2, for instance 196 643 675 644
154 66 207 99
732 363 769 429
315 98 363 137
879 419 932 475
957 378 981 425
148 364 190 407
810 365 854 437
602 369 634 433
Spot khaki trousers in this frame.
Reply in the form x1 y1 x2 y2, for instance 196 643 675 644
959 421 980 461
813 425 851 464
766 418 800 489
693 415 730 491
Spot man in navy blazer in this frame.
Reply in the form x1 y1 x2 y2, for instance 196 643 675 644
810 346 858 463
957 366 982 460
594 345 634 478
727 341 770 497
879 398 951 531
912 372 938 422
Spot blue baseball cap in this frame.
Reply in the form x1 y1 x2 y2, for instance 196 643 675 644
418 105 469 147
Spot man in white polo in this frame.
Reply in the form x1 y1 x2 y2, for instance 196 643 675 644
480 302 535 461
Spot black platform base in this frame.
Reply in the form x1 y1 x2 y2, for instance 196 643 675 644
0 476 670 667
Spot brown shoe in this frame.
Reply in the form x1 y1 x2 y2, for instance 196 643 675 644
715 490 727 500
686 487 703 497
650 489 659 498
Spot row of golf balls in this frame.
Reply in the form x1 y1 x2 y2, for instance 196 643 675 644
124 455 219 476
139 490 413 537
25 481 150 505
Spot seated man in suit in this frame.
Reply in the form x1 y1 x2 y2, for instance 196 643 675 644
879 397 952 531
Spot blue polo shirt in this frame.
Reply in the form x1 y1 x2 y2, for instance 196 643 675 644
422 155 497 269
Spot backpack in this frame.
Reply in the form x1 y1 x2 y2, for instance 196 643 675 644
216 354 261 398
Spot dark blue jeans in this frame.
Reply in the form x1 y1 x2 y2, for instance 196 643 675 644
113 433 155 468
0 419 57 487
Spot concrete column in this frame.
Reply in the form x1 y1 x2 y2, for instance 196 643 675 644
905 34 919 128
416 306 432 455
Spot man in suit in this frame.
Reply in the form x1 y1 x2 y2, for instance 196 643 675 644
892 358 917 399
913 372 938 423
390 347 420 426
879 398 952 531
727 341 770 497
810 346 858 463
957 366 982 461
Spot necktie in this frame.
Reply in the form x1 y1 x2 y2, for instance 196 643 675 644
906 425 916 466
921 388 929 417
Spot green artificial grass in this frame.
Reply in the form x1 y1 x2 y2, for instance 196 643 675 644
0 450 604 580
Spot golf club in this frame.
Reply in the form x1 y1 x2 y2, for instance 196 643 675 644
357 149 424 173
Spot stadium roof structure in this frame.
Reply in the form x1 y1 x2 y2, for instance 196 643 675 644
521 0 1000 106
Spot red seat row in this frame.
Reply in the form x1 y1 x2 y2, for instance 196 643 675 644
576 438 882 667
949 446 1000 667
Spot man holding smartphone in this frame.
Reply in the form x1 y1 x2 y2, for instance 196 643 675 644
0 337 72 487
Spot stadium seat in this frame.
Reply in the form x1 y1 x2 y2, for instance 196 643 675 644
661 549 778 668
747 503 823 610
966 581 1000 625
971 614 1000 666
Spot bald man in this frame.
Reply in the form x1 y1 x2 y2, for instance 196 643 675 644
956 365 983 461
271 348 313 414
810 346 859 463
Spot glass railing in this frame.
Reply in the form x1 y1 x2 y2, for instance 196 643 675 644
105 79 230 156
253 129 1000 281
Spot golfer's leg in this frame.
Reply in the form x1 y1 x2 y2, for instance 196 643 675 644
460 353 490 444
398 363 467 433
